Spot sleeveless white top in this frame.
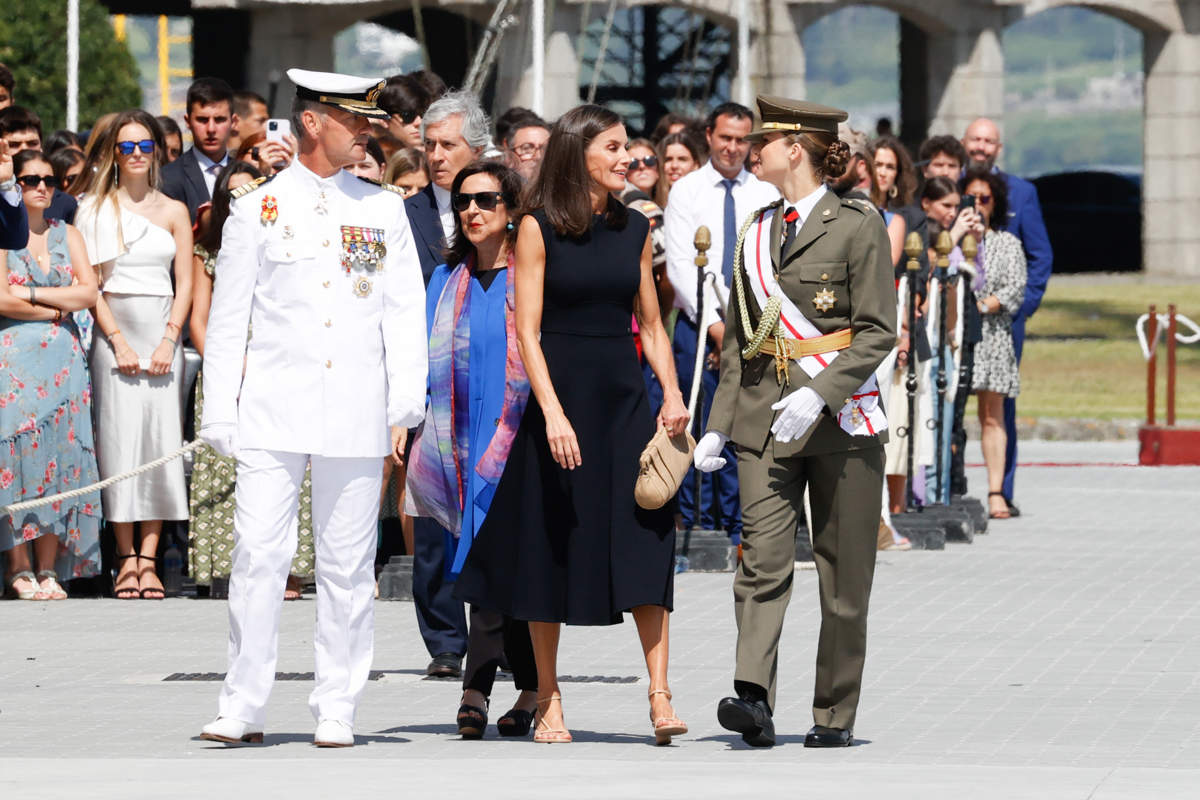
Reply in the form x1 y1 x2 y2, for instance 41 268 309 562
76 195 176 296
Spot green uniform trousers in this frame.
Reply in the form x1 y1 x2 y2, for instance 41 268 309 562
733 443 883 731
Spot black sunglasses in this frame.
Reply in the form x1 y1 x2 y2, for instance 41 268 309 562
452 191 506 212
628 155 658 170
116 139 156 156
17 174 60 189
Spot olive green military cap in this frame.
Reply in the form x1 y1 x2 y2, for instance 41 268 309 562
746 96 849 143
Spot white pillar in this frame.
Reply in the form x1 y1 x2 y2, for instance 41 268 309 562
67 0 79 130
1143 28 1200 277
246 7 358 116
493 4 580 120
531 0 545 115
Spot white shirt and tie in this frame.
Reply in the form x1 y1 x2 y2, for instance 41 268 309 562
663 160 780 328
194 149 229 197
431 183 455 239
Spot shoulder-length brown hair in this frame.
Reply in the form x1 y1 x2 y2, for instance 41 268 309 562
523 103 627 237
444 161 523 268
870 135 917 209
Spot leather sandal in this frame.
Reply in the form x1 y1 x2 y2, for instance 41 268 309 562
456 700 488 739
36 570 67 600
533 694 571 743
137 555 165 600
648 689 687 746
987 491 1011 519
496 706 536 737
6 570 42 600
113 554 140 600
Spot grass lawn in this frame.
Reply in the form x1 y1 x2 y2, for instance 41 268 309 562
1007 278 1200 421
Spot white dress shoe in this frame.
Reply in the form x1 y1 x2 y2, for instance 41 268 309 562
199 717 264 745
314 718 354 748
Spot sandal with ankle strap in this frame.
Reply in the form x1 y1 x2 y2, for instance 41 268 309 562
6 570 42 600
533 694 572 743
113 554 140 600
649 689 688 746
36 570 67 600
456 698 488 739
137 555 165 600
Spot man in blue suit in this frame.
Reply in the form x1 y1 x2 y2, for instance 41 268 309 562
402 89 487 678
0 140 28 250
963 118 1053 516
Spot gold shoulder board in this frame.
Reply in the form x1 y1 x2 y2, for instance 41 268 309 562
356 174 404 195
230 176 270 200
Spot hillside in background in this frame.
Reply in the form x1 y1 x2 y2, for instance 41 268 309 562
125 5 1143 177
803 5 1143 177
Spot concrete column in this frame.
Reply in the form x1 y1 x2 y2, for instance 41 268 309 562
246 6 363 116
493 5 581 120
923 13 1006 141
747 0 808 101
1143 27 1200 277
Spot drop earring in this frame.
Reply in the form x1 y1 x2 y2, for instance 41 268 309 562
506 221 515 232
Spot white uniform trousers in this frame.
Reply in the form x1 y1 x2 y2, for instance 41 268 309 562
217 449 382 727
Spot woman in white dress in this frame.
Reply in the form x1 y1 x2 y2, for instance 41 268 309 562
75 109 192 599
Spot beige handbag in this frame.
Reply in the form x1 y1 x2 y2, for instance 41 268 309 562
634 426 696 510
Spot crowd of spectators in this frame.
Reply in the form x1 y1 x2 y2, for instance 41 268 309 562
0 60 1050 605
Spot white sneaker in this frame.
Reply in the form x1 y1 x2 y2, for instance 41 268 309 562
314 718 354 748
199 717 263 745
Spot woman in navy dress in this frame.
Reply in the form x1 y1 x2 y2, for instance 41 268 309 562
454 105 690 744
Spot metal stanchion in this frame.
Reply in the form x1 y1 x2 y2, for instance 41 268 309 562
903 233 921 513
933 231 952 505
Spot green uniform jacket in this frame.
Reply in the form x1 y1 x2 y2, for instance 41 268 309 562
708 190 897 458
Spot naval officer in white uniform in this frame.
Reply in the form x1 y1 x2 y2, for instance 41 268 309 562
198 69 427 747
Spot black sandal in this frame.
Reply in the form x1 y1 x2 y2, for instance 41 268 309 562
457 702 488 739
114 554 140 600
987 492 1011 520
496 707 536 737
137 555 165 600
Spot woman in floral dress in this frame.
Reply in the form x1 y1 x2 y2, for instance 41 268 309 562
0 150 102 599
188 162 314 599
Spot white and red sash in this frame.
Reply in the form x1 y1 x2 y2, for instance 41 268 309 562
746 207 887 437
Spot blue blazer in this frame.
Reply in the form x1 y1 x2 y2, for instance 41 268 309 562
404 184 446 286
0 193 28 250
1001 172 1053 320
161 148 211 224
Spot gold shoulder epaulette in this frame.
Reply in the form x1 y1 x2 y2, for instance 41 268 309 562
230 176 270 200
356 174 405 195
842 197 877 214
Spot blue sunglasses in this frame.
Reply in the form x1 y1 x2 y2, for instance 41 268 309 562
116 139 156 156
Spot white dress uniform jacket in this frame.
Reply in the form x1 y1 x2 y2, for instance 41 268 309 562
201 160 427 457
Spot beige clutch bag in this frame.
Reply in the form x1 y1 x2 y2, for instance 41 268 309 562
634 426 696 510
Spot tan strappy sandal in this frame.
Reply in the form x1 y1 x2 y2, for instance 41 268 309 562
649 689 688 746
533 693 572 743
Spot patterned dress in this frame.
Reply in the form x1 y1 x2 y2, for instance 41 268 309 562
187 244 314 585
1 220 102 578
971 229 1027 399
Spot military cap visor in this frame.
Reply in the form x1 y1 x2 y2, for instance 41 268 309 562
745 95 849 143
288 68 390 120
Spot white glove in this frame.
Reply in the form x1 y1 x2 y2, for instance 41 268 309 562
693 431 729 473
199 423 239 459
770 387 825 443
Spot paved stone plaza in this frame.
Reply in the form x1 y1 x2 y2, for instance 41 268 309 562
2 442 1197 798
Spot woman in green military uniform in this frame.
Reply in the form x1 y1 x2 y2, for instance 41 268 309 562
695 96 896 748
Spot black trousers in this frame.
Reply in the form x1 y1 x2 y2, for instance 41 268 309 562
463 606 538 697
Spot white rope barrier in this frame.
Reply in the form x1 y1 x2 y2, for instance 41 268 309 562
1136 312 1200 361
1 440 204 516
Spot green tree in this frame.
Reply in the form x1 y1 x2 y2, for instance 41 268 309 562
0 0 141 132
